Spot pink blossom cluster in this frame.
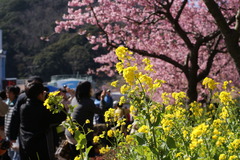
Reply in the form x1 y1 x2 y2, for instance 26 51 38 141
55 0 240 94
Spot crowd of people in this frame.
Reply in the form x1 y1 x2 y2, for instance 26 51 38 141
0 76 132 160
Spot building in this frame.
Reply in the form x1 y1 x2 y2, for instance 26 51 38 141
0 29 7 90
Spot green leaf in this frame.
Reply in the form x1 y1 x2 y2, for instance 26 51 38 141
166 136 176 149
135 133 146 145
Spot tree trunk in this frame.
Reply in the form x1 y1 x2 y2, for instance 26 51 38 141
187 76 198 103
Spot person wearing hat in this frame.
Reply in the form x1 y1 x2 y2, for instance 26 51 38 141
104 89 113 109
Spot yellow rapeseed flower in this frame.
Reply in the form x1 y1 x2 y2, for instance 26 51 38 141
123 66 138 85
202 77 218 90
126 135 134 143
138 125 149 133
216 137 226 146
228 139 240 150
219 154 227 160
219 91 232 105
99 145 110 154
107 130 114 137
120 84 130 94
119 96 126 105
68 128 74 135
115 46 128 61
85 119 90 124
116 62 124 73
229 155 238 160
93 136 100 143
74 156 80 160
111 80 118 87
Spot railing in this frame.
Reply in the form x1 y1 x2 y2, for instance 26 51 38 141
50 74 92 82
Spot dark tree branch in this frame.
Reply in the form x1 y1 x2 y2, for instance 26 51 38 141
175 0 188 21
128 48 187 73
203 0 231 36
197 35 222 82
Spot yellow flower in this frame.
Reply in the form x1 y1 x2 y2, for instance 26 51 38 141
138 125 149 133
219 107 229 119
138 75 153 88
212 119 223 128
99 131 105 138
189 139 198 150
126 135 134 143
116 62 124 73
219 154 227 160
85 119 90 124
107 130 114 137
68 128 74 135
93 136 100 143
229 155 238 160
120 84 130 94
175 152 183 158
228 139 240 150
119 96 126 105
212 135 218 140
202 77 218 90
219 91 232 105
99 145 110 154
115 46 128 61
190 123 209 140
111 80 118 87
74 156 80 160
172 92 187 104
216 137 226 146
182 130 188 138
122 66 138 85
104 108 115 122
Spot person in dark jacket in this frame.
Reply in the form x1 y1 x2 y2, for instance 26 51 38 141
7 76 43 142
19 82 66 160
65 81 106 158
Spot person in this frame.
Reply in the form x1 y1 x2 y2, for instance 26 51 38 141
4 86 20 160
113 100 119 109
114 102 127 134
0 91 8 138
19 82 66 159
6 76 45 159
0 91 10 159
104 89 113 109
94 90 106 124
65 81 107 159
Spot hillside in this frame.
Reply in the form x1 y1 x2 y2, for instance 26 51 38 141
0 0 109 82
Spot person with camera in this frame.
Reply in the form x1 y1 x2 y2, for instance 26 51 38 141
19 82 66 159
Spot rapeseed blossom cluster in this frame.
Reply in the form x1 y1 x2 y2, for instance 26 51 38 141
219 91 233 105
202 77 218 90
44 91 64 113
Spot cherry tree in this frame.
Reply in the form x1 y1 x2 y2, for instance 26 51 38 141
55 0 240 102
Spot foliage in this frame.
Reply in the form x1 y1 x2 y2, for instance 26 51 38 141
45 46 240 160
55 0 240 102
0 0 109 81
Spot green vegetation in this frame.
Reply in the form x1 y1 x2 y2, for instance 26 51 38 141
0 0 108 81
